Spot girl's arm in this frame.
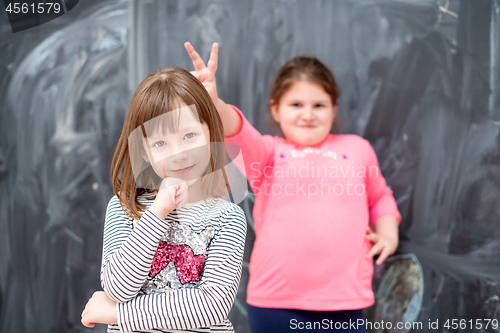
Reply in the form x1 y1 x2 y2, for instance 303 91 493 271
363 139 401 226
101 180 180 303
216 98 242 137
224 105 276 197
115 204 247 332
363 139 401 264
100 196 171 303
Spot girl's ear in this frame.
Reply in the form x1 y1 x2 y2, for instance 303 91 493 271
270 100 280 123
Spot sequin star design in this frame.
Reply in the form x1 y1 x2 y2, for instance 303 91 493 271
140 223 215 293
150 242 205 284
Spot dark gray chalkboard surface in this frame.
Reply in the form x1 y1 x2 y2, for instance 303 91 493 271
0 0 499 332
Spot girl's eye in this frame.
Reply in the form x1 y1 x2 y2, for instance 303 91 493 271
291 103 302 108
152 141 166 148
314 104 325 108
184 132 196 140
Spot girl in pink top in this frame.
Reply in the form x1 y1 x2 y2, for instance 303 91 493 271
185 42 401 333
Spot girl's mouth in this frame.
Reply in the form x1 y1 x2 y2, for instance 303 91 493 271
171 165 195 174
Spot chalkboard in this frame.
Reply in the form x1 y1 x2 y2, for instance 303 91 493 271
0 0 499 332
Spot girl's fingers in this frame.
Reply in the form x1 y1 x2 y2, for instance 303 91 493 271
366 233 379 243
81 315 94 328
176 196 188 210
376 247 391 265
174 183 183 197
175 183 189 200
175 194 188 210
366 242 383 259
169 184 178 202
206 42 219 73
176 189 188 202
177 183 190 209
175 182 187 195
184 42 206 72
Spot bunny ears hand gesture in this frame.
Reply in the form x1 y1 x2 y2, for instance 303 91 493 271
184 42 219 105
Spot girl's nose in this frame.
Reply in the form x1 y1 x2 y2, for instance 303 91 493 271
169 148 189 163
301 107 314 120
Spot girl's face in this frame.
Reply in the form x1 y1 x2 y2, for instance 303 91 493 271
270 80 337 147
141 105 211 182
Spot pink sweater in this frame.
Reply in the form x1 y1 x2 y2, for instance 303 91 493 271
225 105 401 311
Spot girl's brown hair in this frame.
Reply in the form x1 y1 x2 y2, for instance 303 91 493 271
268 57 342 131
111 67 228 219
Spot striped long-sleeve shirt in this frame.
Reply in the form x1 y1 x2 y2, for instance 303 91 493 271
100 194 247 332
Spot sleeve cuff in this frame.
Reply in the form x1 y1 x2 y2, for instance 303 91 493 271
369 188 402 226
370 204 402 226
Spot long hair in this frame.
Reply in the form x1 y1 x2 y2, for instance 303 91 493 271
111 67 227 219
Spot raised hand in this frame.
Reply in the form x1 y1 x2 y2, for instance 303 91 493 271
184 41 242 137
184 42 219 105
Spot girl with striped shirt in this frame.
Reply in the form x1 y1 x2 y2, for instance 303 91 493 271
81 67 247 332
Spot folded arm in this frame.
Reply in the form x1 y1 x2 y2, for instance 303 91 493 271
100 196 171 303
